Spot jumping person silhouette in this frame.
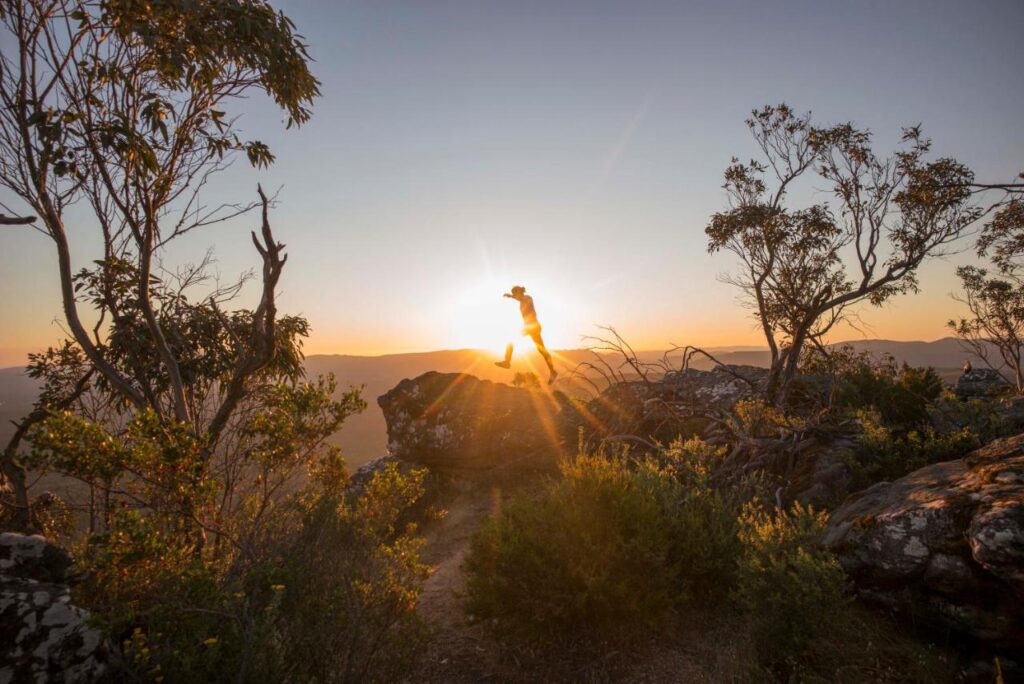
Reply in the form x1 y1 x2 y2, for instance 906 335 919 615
494 285 558 383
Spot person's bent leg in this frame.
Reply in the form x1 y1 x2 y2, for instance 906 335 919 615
495 343 513 369
532 332 558 382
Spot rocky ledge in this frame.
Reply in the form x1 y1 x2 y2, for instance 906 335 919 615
377 366 777 474
378 372 576 473
823 433 1024 654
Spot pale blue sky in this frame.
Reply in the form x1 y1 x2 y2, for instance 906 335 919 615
2 0 1022 364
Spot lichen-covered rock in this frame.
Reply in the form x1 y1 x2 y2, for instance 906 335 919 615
956 367 1011 400
661 364 769 408
0 532 73 583
823 434 1024 651
0 533 112 683
378 372 573 473
587 365 770 443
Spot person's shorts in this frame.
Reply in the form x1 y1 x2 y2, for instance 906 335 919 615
521 323 543 344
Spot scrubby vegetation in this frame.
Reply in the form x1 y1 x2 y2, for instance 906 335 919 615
75 461 429 683
10 273 434 681
807 347 1009 486
463 441 956 680
732 501 846 668
464 441 750 645
0 2 432 680
1 0 1020 681
465 453 690 643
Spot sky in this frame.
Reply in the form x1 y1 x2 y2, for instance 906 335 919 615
2 0 1023 366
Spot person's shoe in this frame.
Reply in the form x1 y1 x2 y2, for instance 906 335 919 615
548 369 559 383
494 360 511 369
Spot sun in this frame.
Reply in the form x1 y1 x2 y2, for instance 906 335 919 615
445 278 577 355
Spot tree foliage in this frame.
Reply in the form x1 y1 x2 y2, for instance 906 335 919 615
0 0 319 530
707 104 978 403
0 5 434 679
951 199 1024 392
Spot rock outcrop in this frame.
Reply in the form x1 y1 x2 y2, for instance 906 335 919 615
582 365 771 445
956 367 1011 400
378 372 574 473
377 366 780 475
1 533 112 682
823 434 1024 652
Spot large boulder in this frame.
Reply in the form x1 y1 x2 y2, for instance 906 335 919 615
0 533 112 682
823 434 1024 652
376 367 775 474
377 372 574 473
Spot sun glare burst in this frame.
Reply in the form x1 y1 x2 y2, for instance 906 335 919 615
446 278 577 354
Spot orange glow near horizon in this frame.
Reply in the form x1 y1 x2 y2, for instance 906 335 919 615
0 267 984 369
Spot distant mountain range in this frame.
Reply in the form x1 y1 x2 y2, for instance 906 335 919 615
0 338 981 468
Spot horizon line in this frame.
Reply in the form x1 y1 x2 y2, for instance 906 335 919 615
0 335 970 373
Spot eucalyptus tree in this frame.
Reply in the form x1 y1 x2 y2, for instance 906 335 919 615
951 199 1024 393
0 0 322 532
706 105 979 404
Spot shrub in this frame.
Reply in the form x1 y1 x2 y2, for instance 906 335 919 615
461 442 955 680
78 511 254 682
75 462 430 683
26 370 429 681
464 443 748 647
929 392 1006 442
835 359 943 431
270 462 430 683
852 409 982 485
660 438 756 603
464 454 686 645
732 501 848 672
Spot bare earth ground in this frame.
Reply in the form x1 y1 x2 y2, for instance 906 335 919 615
413 482 510 682
410 482 757 683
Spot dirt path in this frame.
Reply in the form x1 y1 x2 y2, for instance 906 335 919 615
413 482 510 682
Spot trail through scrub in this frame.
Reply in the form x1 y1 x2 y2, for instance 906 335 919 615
414 482 508 682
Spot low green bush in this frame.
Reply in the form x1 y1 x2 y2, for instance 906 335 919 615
464 440 754 647
835 359 944 431
463 441 955 679
464 453 689 645
732 501 848 674
660 438 755 604
464 444 753 647
929 392 1006 441
270 462 430 683
852 409 982 485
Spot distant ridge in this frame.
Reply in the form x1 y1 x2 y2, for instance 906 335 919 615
0 337 983 467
